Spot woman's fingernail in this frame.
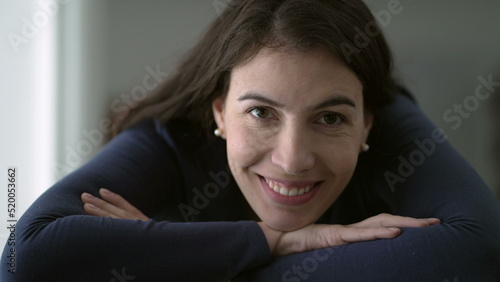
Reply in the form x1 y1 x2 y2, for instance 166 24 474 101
387 227 399 231
86 203 98 210
100 188 111 195
83 193 95 199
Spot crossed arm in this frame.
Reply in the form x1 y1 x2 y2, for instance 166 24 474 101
237 94 500 280
80 94 500 280
2 94 499 281
81 188 440 256
82 94 500 281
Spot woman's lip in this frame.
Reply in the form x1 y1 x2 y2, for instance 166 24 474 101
258 175 322 206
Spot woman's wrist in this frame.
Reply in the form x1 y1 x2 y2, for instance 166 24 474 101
257 222 283 256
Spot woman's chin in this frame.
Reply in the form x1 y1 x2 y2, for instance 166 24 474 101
262 215 313 232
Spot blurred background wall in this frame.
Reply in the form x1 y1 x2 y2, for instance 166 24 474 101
1 0 499 244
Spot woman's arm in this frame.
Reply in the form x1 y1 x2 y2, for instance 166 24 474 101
0 120 271 281
2 118 430 281
2 116 445 280
234 93 500 281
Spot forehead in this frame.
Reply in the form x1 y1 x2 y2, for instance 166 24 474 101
229 47 363 104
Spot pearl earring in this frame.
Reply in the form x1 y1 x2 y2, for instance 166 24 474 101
361 143 370 152
214 128 223 137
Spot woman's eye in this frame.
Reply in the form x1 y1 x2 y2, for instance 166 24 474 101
317 113 344 126
249 107 273 119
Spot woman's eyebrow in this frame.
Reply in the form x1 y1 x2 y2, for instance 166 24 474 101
237 92 285 108
237 92 356 109
312 95 356 110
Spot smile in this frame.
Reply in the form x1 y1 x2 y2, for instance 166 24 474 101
259 175 322 206
264 178 314 197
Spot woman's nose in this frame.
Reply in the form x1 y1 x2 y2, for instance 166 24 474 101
270 125 315 175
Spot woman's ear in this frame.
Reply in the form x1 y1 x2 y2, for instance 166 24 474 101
363 111 374 143
212 96 227 138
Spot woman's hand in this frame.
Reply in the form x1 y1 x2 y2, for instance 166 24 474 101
260 213 441 256
81 188 149 221
81 191 440 257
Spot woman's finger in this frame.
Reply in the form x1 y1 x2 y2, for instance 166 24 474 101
334 226 401 244
348 213 441 228
279 224 401 255
81 192 135 220
81 191 148 221
276 214 441 256
98 188 147 220
82 203 119 219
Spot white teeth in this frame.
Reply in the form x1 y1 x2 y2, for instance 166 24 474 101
264 178 316 197
269 181 280 193
279 187 288 196
266 179 280 193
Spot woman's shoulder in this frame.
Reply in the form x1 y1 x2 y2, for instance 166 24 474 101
149 118 224 156
142 119 245 221
369 87 442 153
120 118 219 152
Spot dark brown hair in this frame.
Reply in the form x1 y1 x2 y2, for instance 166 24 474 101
112 0 396 137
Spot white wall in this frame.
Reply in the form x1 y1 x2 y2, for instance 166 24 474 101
0 0 58 245
0 0 109 246
55 0 108 180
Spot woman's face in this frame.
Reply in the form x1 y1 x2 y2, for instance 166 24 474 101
212 47 372 231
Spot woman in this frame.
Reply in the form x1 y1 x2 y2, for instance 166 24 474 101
2 0 499 281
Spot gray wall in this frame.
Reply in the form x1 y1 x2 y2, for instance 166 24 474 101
74 0 500 198
364 0 500 198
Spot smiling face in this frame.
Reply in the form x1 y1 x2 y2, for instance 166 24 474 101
212 47 372 231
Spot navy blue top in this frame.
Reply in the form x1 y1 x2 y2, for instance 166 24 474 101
2 93 500 281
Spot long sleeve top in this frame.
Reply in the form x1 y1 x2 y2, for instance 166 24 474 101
2 92 499 281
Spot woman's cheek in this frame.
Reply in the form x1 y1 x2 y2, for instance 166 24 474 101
341 149 361 180
227 118 277 161
227 124 267 168
323 142 359 177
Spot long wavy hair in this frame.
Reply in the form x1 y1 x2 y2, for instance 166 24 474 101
111 0 396 137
